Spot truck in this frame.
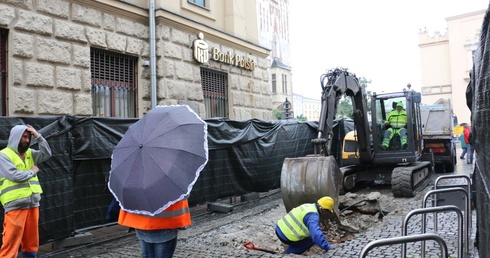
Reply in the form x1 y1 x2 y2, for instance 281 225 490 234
280 68 433 212
420 101 457 172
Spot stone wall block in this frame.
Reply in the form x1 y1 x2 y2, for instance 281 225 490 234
166 79 185 99
26 62 54 87
126 37 144 55
232 92 243 106
115 17 148 39
103 13 115 31
38 90 73 114
106 33 126 52
81 70 91 92
38 0 69 19
12 32 33 58
73 94 93 115
56 67 81 90
15 10 52 35
141 79 150 98
186 83 204 101
157 25 170 40
73 45 90 68
72 4 102 27
156 79 165 99
54 20 87 43
85 27 107 48
0 0 32 9
13 59 23 84
162 59 174 78
37 38 71 64
174 62 193 81
0 4 15 26
13 88 35 113
170 29 189 45
229 75 239 90
162 41 182 59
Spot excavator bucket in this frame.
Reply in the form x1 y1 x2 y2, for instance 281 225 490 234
280 155 342 213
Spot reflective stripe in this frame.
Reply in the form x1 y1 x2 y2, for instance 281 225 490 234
0 183 31 196
282 213 308 239
142 206 190 218
277 204 317 241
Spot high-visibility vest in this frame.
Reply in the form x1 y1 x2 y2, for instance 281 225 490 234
387 109 407 128
118 199 191 230
0 148 43 206
277 203 317 241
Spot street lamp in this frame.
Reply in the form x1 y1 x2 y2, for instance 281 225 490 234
282 98 292 119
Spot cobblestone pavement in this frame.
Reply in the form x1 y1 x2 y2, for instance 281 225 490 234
43 152 479 258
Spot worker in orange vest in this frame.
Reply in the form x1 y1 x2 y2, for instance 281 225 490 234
118 199 191 258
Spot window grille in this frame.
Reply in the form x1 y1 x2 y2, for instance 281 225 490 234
201 68 228 118
90 48 137 118
272 74 276 93
0 29 7 116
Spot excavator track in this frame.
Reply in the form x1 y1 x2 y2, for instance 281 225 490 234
391 161 432 197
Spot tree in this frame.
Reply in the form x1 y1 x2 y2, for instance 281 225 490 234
335 76 372 120
272 109 282 120
295 114 308 121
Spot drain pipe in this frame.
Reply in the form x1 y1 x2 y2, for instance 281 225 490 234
149 0 157 109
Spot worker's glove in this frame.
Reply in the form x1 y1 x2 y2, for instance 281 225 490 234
384 123 390 129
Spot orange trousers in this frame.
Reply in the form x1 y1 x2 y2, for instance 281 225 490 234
0 207 39 258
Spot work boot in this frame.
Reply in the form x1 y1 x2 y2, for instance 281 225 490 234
460 156 465 159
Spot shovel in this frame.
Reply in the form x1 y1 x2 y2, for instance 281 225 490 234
243 241 277 254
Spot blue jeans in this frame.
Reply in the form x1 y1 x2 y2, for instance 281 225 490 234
467 144 474 164
136 229 178 258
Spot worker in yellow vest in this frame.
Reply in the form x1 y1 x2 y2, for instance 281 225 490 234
0 124 52 258
118 199 191 258
275 196 335 254
382 101 408 149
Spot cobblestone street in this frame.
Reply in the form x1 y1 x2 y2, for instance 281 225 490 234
43 149 478 258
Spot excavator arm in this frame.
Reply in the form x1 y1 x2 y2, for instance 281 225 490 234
313 68 372 163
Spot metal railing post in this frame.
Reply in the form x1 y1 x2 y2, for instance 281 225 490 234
401 205 463 258
434 175 472 233
423 188 469 255
359 233 448 258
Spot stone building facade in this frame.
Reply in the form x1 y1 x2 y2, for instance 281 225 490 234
418 9 485 124
0 0 274 120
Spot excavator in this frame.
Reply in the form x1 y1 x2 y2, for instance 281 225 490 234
280 68 433 212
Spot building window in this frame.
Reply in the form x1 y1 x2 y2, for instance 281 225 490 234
90 48 137 118
201 68 228 118
272 74 277 94
188 0 206 7
0 29 7 116
282 74 288 94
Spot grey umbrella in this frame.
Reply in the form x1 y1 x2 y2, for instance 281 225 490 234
108 105 208 216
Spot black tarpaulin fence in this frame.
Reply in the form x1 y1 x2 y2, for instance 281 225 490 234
468 3 490 256
0 116 352 245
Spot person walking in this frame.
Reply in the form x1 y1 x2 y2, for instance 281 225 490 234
464 125 474 164
382 101 408 149
459 125 468 159
275 196 335 254
0 124 52 258
118 199 191 258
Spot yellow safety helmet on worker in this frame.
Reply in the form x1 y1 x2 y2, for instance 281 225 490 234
317 196 334 212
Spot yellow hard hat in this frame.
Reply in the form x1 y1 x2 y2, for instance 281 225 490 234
317 196 334 212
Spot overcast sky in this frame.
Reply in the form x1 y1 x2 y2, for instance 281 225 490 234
289 0 489 99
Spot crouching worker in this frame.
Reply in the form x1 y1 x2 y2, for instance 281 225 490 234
275 196 335 254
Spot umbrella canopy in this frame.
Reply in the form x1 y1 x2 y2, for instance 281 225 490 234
108 105 208 216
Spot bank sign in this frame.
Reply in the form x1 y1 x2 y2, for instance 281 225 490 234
193 32 255 71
